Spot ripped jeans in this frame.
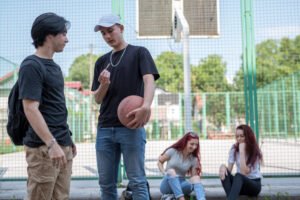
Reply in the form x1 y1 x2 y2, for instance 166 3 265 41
160 174 206 200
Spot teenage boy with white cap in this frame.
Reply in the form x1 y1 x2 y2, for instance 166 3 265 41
92 14 160 199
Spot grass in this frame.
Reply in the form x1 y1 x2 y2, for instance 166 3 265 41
262 192 292 200
0 141 23 154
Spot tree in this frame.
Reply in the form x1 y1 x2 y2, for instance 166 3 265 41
232 36 300 133
66 53 99 89
233 35 300 90
233 39 281 90
192 55 231 129
155 52 231 93
192 55 231 92
155 51 183 92
155 52 231 129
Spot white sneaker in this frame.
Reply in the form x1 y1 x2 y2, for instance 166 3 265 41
160 194 176 200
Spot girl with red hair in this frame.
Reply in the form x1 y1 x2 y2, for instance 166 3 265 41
219 124 263 200
158 132 206 200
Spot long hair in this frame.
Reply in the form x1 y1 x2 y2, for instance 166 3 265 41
234 124 263 166
161 132 202 175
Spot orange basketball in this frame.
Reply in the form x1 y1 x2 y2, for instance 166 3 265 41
117 95 144 128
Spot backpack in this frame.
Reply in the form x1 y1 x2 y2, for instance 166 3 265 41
6 56 46 145
122 181 152 200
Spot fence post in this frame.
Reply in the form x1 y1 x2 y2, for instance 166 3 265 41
240 0 259 139
274 82 279 138
112 0 124 21
260 93 265 135
179 93 184 136
281 79 288 138
202 93 207 138
292 74 298 140
267 88 272 136
226 92 230 132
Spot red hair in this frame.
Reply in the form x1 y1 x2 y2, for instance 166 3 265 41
234 124 263 166
161 132 202 175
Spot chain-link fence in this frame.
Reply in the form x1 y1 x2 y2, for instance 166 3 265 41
0 0 299 180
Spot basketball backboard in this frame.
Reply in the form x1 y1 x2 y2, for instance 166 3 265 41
137 0 220 39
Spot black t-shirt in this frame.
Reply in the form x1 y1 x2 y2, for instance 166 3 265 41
91 44 160 127
18 55 72 147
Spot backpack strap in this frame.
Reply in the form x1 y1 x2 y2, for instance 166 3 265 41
19 56 47 104
23 56 47 80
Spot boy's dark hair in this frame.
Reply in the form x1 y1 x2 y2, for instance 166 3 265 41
31 12 70 48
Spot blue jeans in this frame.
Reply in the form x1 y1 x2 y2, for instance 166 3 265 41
160 175 206 200
95 127 149 200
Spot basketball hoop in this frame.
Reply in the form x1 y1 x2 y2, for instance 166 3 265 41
137 0 219 38
173 11 182 42
172 0 189 43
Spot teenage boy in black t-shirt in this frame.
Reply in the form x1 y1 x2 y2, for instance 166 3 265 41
92 14 160 199
18 12 76 200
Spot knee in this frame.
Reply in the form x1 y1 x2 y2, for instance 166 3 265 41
190 175 201 184
128 179 148 191
128 177 147 185
234 172 244 180
166 168 177 177
99 181 116 190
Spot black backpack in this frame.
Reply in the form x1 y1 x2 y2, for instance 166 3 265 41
6 57 45 145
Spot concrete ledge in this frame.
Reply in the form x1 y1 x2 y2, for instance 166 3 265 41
0 178 300 200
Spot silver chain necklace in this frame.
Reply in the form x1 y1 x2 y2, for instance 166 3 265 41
110 46 127 67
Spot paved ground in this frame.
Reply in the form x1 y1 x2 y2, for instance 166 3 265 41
1 139 300 179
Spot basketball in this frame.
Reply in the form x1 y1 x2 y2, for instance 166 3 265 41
117 95 144 128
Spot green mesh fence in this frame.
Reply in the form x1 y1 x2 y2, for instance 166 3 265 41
258 72 300 140
0 0 299 181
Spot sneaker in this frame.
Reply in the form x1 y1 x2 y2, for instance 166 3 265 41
160 194 176 200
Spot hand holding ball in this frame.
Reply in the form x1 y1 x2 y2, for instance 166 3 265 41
117 95 149 128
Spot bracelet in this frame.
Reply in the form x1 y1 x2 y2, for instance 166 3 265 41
47 138 56 150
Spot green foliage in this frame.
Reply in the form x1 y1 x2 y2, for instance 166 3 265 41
263 192 291 200
205 94 227 129
0 144 23 154
155 52 231 94
258 72 300 136
155 52 233 129
66 53 99 89
192 55 231 92
232 36 300 135
230 92 245 120
192 55 232 128
155 51 184 92
233 36 300 90
232 68 245 91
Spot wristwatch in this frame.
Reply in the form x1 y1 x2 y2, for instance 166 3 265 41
47 138 56 150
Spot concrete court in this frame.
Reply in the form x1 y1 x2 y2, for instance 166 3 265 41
1 139 299 178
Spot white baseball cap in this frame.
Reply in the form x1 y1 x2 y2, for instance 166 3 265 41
94 14 122 32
